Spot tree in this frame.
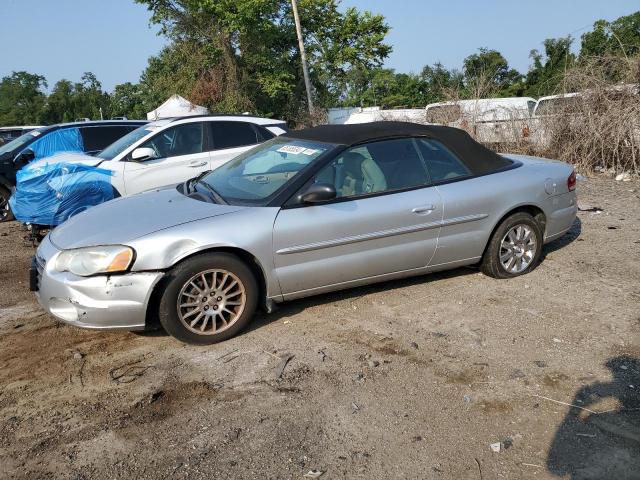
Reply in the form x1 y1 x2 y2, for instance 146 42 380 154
580 12 640 58
341 68 426 108
0 71 47 126
340 62 467 108
40 79 75 123
110 82 147 119
39 72 111 123
578 12 640 83
134 0 391 122
462 48 523 98
420 62 464 102
524 36 576 96
72 72 111 120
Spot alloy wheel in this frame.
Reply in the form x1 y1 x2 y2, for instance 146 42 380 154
176 269 246 335
499 224 537 274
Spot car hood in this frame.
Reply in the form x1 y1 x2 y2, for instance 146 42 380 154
50 187 246 249
26 152 102 171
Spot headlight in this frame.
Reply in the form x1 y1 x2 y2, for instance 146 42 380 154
55 245 134 276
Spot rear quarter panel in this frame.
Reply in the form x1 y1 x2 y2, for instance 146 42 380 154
430 156 576 266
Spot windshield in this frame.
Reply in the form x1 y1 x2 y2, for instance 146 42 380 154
199 137 335 205
0 127 47 156
97 124 154 160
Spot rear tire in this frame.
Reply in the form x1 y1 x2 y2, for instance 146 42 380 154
158 252 258 345
0 185 14 222
481 212 543 279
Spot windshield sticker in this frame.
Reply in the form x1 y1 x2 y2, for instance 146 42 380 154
301 148 318 155
30 131 41 137
277 145 307 155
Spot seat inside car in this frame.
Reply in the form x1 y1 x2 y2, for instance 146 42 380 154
172 125 203 156
337 151 387 196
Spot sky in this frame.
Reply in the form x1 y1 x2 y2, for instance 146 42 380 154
0 0 638 92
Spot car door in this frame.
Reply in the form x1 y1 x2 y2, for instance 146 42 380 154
122 122 207 195
416 138 493 266
207 121 261 170
272 137 444 297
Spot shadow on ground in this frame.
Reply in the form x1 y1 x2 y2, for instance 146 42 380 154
547 355 640 480
542 216 582 259
247 266 478 333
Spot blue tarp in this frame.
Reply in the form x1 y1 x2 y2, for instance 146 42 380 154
9 162 115 226
28 127 84 159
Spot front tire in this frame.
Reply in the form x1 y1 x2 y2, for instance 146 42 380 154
0 185 14 222
158 252 258 345
481 212 543 279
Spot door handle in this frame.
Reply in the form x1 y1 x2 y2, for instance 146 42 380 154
189 161 207 167
412 205 435 214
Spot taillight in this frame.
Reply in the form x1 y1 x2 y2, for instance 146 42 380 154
522 125 530 138
567 171 576 191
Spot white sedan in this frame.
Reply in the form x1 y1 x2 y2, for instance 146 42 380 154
24 115 287 197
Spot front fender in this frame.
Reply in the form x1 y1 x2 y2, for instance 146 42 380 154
128 207 282 299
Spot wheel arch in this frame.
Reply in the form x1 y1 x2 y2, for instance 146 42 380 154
481 204 546 260
145 246 270 328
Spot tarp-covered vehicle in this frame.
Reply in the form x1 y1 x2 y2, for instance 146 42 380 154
10 115 287 235
9 162 116 227
0 120 146 221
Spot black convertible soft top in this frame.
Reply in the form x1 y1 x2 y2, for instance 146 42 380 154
286 121 512 175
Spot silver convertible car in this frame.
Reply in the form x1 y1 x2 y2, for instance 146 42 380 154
31 122 577 344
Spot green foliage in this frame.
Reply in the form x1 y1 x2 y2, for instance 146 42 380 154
134 0 392 120
110 82 148 119
137 41 211 111
581 12 640 58
342 48 525 108
341 62 466 109
0 72 47 125
39 73 111 123
420 63 464 101
462 48 524 97
0 9 638 126
524 37 576 97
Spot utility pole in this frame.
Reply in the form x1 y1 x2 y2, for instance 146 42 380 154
291 0 313 114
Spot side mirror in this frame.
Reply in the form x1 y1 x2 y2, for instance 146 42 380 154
300 182 336 204
14 149 35 166
130 147 157 162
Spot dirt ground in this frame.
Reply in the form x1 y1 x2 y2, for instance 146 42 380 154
0 175 638 480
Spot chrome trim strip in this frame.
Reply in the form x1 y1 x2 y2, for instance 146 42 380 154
441 213 489 228
276 213 488 255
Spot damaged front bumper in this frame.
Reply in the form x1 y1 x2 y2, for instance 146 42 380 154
33 235 163 330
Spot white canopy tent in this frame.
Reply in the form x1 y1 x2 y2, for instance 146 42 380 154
146 94 209 120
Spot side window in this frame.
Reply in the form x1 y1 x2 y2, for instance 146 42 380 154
209 121 259 150
313 138 430 199
140 122 204 159
417 138 470 182
81 126 138 153
255 125 275 142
